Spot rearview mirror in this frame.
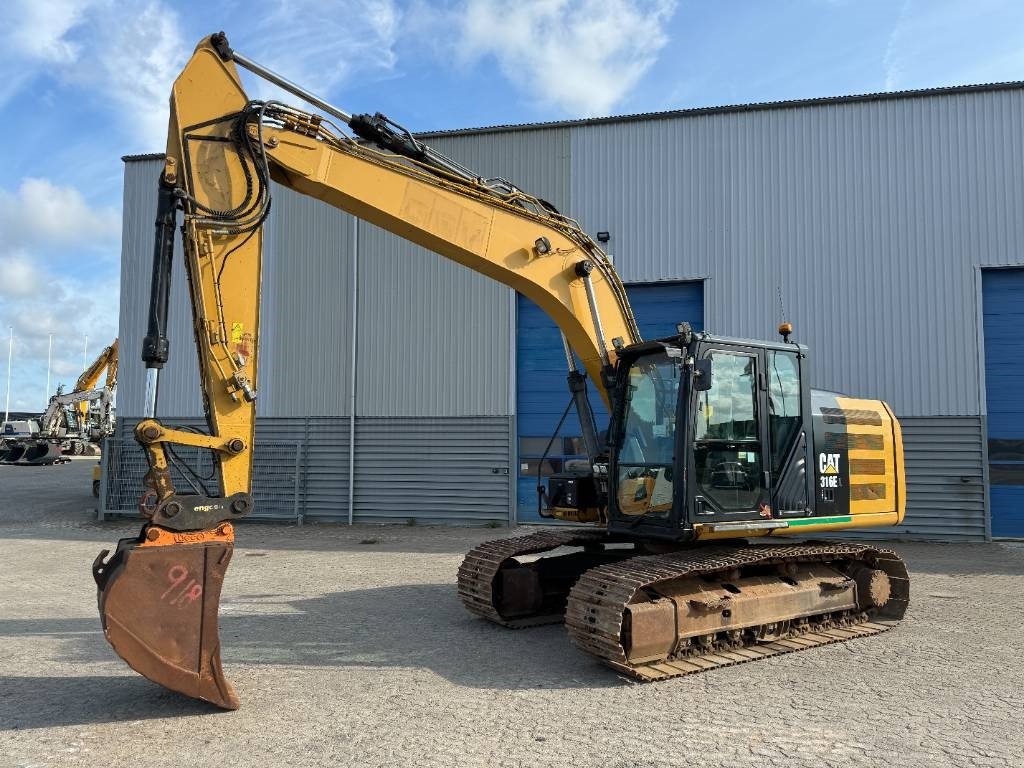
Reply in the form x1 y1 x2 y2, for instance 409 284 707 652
693 358 713 391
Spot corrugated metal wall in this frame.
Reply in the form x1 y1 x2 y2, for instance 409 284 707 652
352 417 511 524
109 416 511 524
116 133 544 523
568 88 1024 418
839 417 988 541
260 187 356 416
119 85 1024 537
354 223 511 417
428 128 572 211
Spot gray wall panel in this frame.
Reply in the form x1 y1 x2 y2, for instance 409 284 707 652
569 89 1024 417
838 417 987 541
262 185 355 416
296 417 351 519
355 223 511 416
351 417 510 524
109 415 509 525
109 416 304 521
119 168 358 418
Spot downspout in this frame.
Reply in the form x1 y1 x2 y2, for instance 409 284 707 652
347 219 359 525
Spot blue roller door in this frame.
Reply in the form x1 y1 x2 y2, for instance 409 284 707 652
983 268 1024 538
516 281 704 522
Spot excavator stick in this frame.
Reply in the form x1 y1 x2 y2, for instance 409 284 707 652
93 523 239 710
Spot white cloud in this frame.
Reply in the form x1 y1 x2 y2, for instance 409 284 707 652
0 178 120 250
239 0 401 105
0 1 188 150
3 1 403 150
0 177 120 412
882 0 913 91
445 0 678 116
87 2 188 151
0 269 119 412
0 255 42 297
883 0 1024 92
4 0 98 64
1 270 119 412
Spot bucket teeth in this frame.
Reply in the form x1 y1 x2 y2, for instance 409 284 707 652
95 524 239 710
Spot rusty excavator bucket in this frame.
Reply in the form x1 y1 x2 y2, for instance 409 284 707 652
2 442 28 464
93 523 240 710
16 441 63 465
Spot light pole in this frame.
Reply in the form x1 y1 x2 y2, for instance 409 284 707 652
46 333 52 403
4 326 11 423
83 335 88 371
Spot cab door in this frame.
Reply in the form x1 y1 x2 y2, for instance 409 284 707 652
688 345 771 522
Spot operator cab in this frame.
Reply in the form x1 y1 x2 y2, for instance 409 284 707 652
606 331 811 540
546 329 812 542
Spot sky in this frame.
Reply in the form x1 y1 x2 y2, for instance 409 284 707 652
1 0 1023 413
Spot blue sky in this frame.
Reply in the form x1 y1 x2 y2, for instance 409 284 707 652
1 0 1023 412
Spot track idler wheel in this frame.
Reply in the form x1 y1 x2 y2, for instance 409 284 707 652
93 523 239 710
849 563 892 609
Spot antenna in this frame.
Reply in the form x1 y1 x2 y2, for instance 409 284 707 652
777 285 793 343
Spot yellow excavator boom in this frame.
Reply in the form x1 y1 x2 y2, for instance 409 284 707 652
72 339 118 422
93 34 641 709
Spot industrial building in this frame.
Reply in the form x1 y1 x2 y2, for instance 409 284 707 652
105 81 1024 542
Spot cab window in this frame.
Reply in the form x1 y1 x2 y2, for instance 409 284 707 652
693 351 762 511
768 351 802 472
614 352 680 516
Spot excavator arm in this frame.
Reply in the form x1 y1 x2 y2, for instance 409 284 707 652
75 339 119 393
94 33 642 709
73 339 118 423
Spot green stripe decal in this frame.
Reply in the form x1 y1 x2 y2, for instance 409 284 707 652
787 515 853 527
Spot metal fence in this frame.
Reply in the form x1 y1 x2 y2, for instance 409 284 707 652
100 438 303 523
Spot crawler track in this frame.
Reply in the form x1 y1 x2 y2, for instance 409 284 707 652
458 529 622 627
565 542 909 680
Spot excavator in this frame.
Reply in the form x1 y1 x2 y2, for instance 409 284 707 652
93 33 909 710
71 339 119 436
0 340 117 463
42 339 118 452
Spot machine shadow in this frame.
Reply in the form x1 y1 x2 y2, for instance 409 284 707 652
0 675 219 730
219 583 618 690
1 584 617 728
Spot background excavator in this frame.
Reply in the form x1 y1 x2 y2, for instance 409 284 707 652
0 339 117 464
46 339 118 451
94 33 909 710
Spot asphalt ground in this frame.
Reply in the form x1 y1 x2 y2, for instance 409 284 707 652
1 460 1022 768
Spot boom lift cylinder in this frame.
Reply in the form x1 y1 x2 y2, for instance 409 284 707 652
141 180 177 416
